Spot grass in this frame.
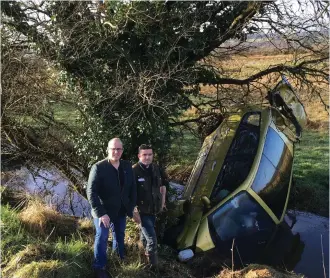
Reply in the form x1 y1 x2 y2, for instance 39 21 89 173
1 200 304 278
218 264 304 278
1 203 94 278
170 126 201 165
291 130 329 216
1 204 33 260
51 102 81 127
13 260 65 278
0 199 195 278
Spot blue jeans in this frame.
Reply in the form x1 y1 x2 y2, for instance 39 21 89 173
140 214 157 255
93 215 126 269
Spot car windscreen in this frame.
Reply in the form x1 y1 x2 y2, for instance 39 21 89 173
251 127 293 219
208 191 276 261
210 112 260 205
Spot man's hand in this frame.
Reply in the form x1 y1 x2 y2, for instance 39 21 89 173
132 209 141 224
99 214 110 228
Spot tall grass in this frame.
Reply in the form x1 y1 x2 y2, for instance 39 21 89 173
1 201 194 278
1 204 94 278
1 205 33 260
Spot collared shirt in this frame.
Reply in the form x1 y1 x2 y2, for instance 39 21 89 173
139 161 152 173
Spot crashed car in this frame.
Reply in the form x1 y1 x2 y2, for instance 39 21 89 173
165 76 307 263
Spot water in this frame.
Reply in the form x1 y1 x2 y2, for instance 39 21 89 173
3 167 91 217
284 211 329 278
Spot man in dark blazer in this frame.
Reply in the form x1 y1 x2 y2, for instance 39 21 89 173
87 138 136 278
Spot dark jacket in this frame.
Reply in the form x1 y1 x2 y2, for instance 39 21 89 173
133 162 168 215
87 159 136 220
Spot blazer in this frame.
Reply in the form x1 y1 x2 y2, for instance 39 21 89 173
87 159 136 220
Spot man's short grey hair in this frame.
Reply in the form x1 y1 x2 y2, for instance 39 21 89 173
107 138 123 151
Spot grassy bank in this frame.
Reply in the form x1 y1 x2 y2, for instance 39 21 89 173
1 201 94 278
1 198 303 278
0 195 195 278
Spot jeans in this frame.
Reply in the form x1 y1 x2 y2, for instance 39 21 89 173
140 214 157 255
93 215 126 269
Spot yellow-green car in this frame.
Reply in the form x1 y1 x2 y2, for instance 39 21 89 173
165 76 307 262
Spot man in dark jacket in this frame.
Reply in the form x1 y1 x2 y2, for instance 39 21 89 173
132 144 168 269
87 138 136 278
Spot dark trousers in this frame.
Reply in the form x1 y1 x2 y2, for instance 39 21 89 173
140 214 157 255
92 215 126 269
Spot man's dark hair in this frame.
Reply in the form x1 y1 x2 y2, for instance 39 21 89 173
138 144 153 153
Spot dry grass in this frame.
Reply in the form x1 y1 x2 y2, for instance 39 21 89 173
19 199 77 238
204 52 328 81
218 264 304 278
201 54 296 84
304 100 329 130
12 260 65 278
2 244 50 276
0 185 30 210
77 218 93 232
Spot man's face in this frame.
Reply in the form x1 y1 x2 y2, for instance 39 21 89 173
138 149 153 166
108 140 123 162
